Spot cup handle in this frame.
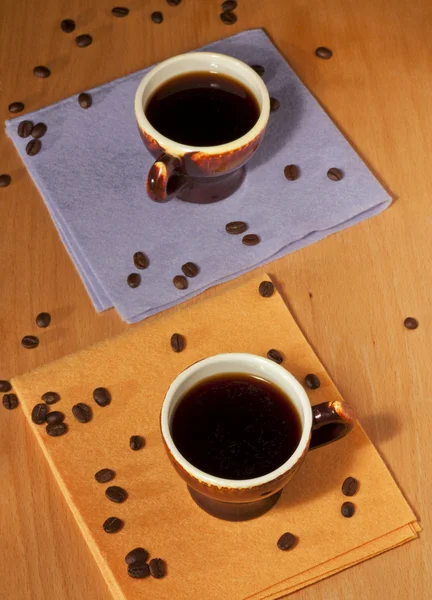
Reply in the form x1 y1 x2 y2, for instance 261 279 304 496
309 400 355 450
147 153 187 202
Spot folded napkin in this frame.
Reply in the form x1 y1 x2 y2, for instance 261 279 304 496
5 29 391 323
12 274 419 600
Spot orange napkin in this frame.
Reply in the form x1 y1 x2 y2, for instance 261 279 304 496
12 274 419 600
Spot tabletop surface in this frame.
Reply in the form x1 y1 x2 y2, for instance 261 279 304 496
0 0 430 598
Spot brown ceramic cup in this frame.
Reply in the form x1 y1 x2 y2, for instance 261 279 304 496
134 53 270 203
161 353 355 521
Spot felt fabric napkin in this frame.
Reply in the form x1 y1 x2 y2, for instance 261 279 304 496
12 274 419 600
5 29 391 323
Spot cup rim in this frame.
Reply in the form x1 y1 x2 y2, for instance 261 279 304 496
161 353 313 489
134 52 270 155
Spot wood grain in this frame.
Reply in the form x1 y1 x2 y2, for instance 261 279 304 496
0 0 430 598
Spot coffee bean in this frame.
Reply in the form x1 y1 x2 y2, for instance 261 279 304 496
342 477 359 497
78 93 92 109
130 435 144 450
149 558 166 579
304 373 320 389
33 65 51 78
0 174 12 187
128 562 150 578
222 0 237 11
226 221 247 235
181 262 198 277
46 422 67 437
127 273 141 288
173 275 188 290
277 532 297 551
259 281 274 297
36 312 51 328
284 164 300 181
76 34 93 48
8 102 24 113
103 516 123 533
72 403 92 423
17 120 33 138
170 333 185 353
26 139 41 156
105 485 128 503
45 411 65 424
125 547 149 565
132 251 148 270
267 349 283 364
166 0 182 4
404 317 418 330
220 11 237 25
315 46 333 60
32 403 48 424
112 7 129 17
0 381 12 393
270 97 280 112
42 391 60 405
341 501 355 518
21 335 39 349
250 64 264 76
2 393 19 410
93 387 111 407
61 19 76 33
327 168 343 181
242 233 260 246
151 11 163 23
31 123 47 139
95 468 115 484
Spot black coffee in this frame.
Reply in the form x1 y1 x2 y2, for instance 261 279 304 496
145 72 260 146
171 373 302 480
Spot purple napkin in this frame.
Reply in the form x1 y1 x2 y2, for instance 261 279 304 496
5 29 391 323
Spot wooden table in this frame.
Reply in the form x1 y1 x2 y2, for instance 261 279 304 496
0 0 430 598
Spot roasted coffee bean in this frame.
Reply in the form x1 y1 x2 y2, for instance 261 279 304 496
151 11 163 23
267 349 283 364
0 174 12 187
277 532 297 551
36 312 51 328
0 381 12 393
21 335 39 349
26 139 41 156
341 501 355 518
112 7 129 17
327 167 343 181
17 120 33 138
284 164 299 181
105 485 128 503
125 547 149 565
173 275 188 290
42 391 60 405
45 411 65 424
130 435 144 450
93 387 111 407
31 123 47 139
32 403 48 424
304 373 320 389
226 221 247 235
33 65 51 78
342 477 359 497
2 393 19 410
220 11 237 25
72 403 92 423
181 262 198 277
149 558 166 579
259 281 274 297
76 34 93 48
222 0 237 11
8 102 24 113
95 468 115 483
103 516 123 533
242 233 260 246
404 317 418 330
78 93 92 109
166 0 182 4
170 333 185 353
250 64 264 76
315 46 333 60
270 97 280 112
61 19 76 33
133 251 149 270
127 273 141 288
46 422 67 437
128 562 150 578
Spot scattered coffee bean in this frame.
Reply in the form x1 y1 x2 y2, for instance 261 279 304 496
93 387 111 407
404 317 418 330
250 64 264 76
46 422 67 437
181 262 198 277
76 34 93 48
130 435 144 450
242 233 260 246
125 547 149 565
304 373 320 389
315 46 333 60
31 403 48 424
36 312 51 328
21 335 39 349
341 501 355 518
259 281 274 297
151 11 163 23
105 485 128 503
61 19 76 33
72 403 92 423
173 275 188 290
342 477 359 497
8 102 24 113
270 97 280 112
220 11 237 25
170 333 185 353
78 92 92 109
17 120 33 138
95 468 115 484
0 174 12 188
31 123 47 139
127 273 141 288
277 532 297 551
226 221 247 235
327 167 343 181
284 164 300 181
222 0 237 11
45 411 65 424
42 391 60 405
133 251 149 270
128 562 150 578
0 381 12 393
26 139 41 156
166 0 182 4
267 349 283 364
33 65 51 78
149 558 166 579
2 393 19 410
112 7 129 17
103 516 123 533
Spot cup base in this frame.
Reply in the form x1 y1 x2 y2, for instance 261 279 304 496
177 166 246 204
187 486 283 521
